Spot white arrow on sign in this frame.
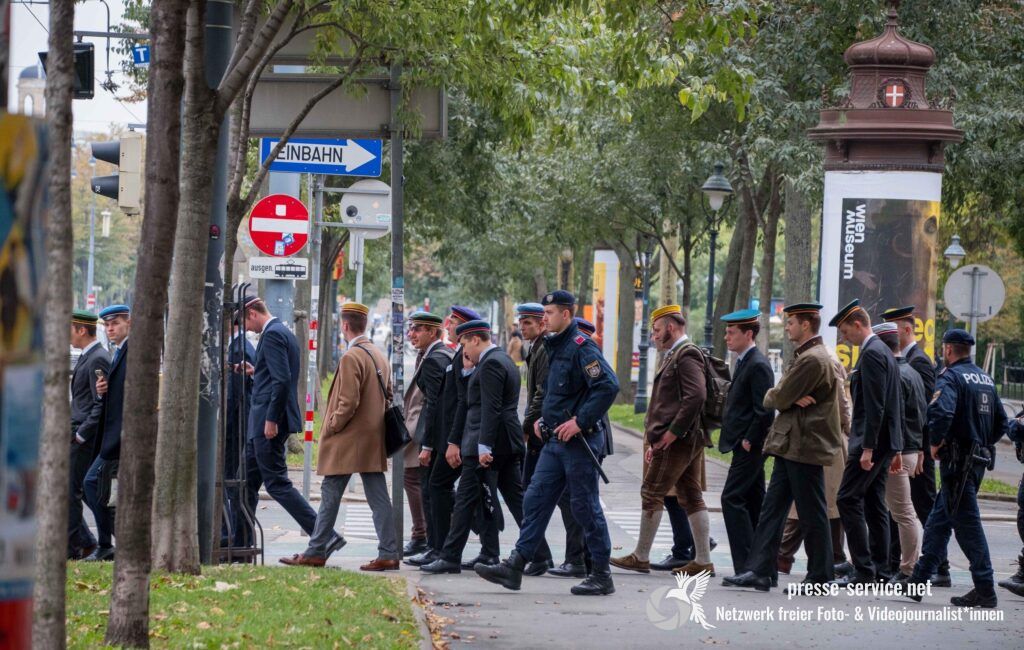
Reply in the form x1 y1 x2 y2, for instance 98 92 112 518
340 140 376 171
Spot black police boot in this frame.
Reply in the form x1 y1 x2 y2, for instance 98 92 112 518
571 569 615 596
475 551 526 591
524 559 554 576
931 560 952 587
997 555 1024 597
903 575 928 602
950 588 998 608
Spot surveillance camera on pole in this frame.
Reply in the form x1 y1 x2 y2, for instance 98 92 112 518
90 131 142 215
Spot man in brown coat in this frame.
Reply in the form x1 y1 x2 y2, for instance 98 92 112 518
724 302 843 592
610 304 713 577
280 302 398 571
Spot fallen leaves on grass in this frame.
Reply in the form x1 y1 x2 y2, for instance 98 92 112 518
212 581 238 592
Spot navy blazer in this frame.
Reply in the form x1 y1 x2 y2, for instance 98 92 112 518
463 347 524 457
850 334 904 454
248 318 302 438
71 342 110 447
719 346 775 453
905 342 936 396
226 333 256 436
99 340 128 460
445 346 473 449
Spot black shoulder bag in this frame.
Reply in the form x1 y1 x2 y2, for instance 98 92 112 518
356 345 410 457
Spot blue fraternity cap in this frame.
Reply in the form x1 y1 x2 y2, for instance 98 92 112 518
721 308 760 325
455 319 491 339
98 304 130 321
516 302 545 319
450 305 483 323
942 328 975 346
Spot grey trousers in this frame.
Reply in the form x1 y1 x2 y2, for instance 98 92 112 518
306 472 398 560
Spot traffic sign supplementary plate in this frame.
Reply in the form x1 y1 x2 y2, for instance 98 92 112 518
943 264 1005 323
248 257 309 280
248 194 309 257
132 45 150 67
260 138 382 177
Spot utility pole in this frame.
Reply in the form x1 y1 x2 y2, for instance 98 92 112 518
86 168 96 308
635 236 655 414
389 62 405 549
196 0 233 565
303 175 324 499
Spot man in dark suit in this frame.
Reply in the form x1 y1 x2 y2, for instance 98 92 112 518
831 300 904 584
83 304 131 561
422 319 526 574
718 309 775 575
414 306 484 568
68 310 110 560
882 305 948 586
406 311 453 559
240 295 342 550
224 316 256 547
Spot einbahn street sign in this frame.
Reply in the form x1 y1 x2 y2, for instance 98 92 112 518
260 137 382 177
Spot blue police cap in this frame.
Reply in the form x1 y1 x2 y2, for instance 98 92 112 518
516 302 544 319
942 328 975 346
98 304 130 321
575 317 596 336
721 308 759 325
541 290 575 307
450 305 482 323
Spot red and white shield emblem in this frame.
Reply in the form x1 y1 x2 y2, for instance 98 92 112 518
884 82 906 107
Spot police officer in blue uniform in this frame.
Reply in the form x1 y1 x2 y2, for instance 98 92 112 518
475 290 619 595
998 406 1024 596
907 329 1007 608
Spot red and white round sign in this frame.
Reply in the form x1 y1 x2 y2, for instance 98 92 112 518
248 194 309 257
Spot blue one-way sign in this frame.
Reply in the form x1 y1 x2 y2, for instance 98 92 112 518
132 45 150 68
260 138 382 177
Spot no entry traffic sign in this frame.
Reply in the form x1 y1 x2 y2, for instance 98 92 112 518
248 194 309 257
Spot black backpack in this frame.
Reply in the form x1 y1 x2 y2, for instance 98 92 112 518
681 342 732 431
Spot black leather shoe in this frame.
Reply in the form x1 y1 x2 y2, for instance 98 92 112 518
771 575 779 588
710 537 718 552
461 554 498 570
475 551 526 591
83 546 115 562
650 555 691 571
833 561 854 577
524 559 554 576
571 571 615 596
548 562 587 578
404 549 438 567
722 571 771 592
420 558 462 574
997 556 1024 597
830 572 875 588
404 538 429 556
326 535 347 557
951 589 997 608
930 571 952 588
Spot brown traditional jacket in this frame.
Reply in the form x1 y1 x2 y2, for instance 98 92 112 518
645 338 708 445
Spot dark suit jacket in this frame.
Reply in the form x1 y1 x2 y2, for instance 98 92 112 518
99 340 128 460
226 333 256 437
71 342 110 447
905 342 936 396
445 346 472 449
850 334 904 454
719 346 775 453
415 341 453 450
464 347 524 457
248 318 302 438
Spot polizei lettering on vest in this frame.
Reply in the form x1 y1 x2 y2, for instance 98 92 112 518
842 202 866 280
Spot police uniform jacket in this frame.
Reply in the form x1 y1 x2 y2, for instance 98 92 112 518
719 346 774 452
99 340 129 461
850 334 904 455
645 338 707 446
763 336 843 466
70 342 110 449
248 318 303 438
927 358 1007 477
317 337 390 475
463 346 525 457
542 322 618 451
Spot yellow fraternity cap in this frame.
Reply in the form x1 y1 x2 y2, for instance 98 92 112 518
651 304 685 325
341 302 369 316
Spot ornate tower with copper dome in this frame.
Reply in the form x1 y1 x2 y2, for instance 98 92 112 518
808 0 962 365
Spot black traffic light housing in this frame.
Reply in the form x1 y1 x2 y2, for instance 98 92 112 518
90 131 142 214
38 41 95 100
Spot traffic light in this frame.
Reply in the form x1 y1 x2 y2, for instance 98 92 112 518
91 131 142 215
38 42 95 100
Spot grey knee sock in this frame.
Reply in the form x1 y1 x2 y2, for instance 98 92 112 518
689 510 712 564
634 509 663 562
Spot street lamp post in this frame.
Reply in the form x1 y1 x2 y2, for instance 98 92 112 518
700 162 734 353
942 234 983 361
634 235 657 414
86 156 97 309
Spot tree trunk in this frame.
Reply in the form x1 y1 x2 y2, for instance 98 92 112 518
575 245 592 311
735 190 758 312
612 241 636 404
680 226 693 314
658 226 678 308
712 216 746 354
757 181 782 352
782 179 813 361
32 0 75 645
105 0 188 644
533 266 549 298
150 3 218 576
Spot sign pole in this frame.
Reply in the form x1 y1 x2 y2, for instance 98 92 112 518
302 174 323 500
389 62 406 551
968 266 983 362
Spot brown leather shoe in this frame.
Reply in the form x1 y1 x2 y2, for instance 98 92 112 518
360 558 400 572
279 553 326 567
609 553 651 573
672 561 715 577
